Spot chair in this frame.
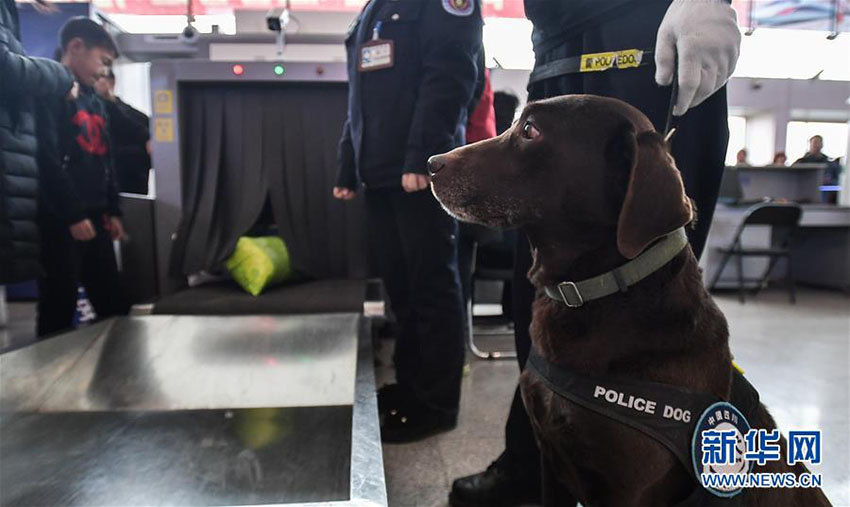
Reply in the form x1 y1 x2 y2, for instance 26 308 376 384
709 203 802 303
458 225 516 360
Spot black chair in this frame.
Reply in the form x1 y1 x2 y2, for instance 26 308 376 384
709 203 802 303
458 224 516 360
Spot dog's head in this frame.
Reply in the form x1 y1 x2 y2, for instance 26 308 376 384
430 95 693 261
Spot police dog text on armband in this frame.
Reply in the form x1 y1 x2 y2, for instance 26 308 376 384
593 386 691 422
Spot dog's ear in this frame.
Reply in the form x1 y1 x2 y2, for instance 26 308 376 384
617 130 693 259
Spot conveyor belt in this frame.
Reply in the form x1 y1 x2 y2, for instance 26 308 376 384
152 279 371 315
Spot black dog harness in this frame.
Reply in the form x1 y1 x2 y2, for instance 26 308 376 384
531 227 762 504
526 350 760 505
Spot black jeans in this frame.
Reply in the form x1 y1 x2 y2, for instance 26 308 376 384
504 0 730 491
365 187 465 414
37 212 129 337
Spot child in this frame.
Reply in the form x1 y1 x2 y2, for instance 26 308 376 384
37 17 128 337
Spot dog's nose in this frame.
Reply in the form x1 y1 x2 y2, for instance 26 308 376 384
427 155 446 177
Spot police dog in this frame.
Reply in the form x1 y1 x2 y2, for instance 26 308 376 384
429 95 831 507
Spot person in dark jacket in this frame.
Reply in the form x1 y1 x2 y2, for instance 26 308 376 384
333 0 483 442
0 0 76 284
449 1 741 506
794 135 831 165
36 17 128 337
94 67 151 195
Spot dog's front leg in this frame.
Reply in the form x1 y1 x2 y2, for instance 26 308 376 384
541 453 578 507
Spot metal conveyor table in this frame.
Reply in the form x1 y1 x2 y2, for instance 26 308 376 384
0 313 386 506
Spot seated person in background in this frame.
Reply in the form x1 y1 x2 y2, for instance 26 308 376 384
95 67 151 195
36 18 129 337
794 135 830 165
735 148 750 166
773 151 787 165
794 135 843 204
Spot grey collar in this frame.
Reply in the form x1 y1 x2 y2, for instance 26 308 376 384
543 228 688 308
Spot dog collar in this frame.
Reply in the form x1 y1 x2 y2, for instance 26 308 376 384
543 228 688 308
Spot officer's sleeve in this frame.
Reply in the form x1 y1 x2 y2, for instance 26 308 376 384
404 1 483 175
336 117 358 189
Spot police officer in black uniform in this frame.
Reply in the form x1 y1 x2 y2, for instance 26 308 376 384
449 1 741 505
333 0 483 442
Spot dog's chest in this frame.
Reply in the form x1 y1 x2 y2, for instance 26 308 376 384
518 369 692 502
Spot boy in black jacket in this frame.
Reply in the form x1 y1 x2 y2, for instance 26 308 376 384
36 17 128 337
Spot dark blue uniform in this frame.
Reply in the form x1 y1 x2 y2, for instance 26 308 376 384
337 0 483 417
337 0 483 189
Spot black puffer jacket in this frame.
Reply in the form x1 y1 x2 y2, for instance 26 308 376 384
0 0 74 283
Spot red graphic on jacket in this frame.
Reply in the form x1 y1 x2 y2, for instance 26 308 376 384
72 110 108 156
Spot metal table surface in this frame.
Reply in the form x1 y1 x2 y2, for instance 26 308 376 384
0 314 387 506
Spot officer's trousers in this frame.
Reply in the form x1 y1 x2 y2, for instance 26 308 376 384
503 0 730 502
365 187 466 414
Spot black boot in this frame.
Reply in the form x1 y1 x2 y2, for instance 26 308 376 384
377 383 405 415
379 383 457 443
449 452 541 507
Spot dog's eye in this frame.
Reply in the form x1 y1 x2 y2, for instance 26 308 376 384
522 121 540 140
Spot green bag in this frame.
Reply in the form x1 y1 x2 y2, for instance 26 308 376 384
225 236 292 296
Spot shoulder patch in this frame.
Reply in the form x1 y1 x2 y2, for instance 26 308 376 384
442 0 474 17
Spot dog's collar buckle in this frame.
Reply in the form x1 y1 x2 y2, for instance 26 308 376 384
557 282 584 308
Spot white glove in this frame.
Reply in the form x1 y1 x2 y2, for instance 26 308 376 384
655 0 741 116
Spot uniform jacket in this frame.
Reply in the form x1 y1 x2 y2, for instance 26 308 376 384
337 0 483 189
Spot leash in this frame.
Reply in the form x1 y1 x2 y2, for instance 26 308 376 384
664 56 679 142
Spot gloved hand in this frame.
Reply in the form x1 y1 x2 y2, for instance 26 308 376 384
655 0 741 116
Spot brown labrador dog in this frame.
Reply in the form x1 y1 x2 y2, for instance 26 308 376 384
429 95 831 507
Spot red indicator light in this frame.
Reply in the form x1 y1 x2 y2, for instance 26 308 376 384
232 64 245 76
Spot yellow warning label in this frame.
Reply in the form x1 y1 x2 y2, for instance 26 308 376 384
154 90 174 115
580 49 644 73
154 117 174 142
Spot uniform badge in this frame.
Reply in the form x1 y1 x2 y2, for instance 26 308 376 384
442 0 474 17
691 401 753 498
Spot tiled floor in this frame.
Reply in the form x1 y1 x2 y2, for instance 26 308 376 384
377 288 850 507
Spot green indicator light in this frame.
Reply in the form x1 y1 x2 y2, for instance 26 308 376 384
274 65 285 76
